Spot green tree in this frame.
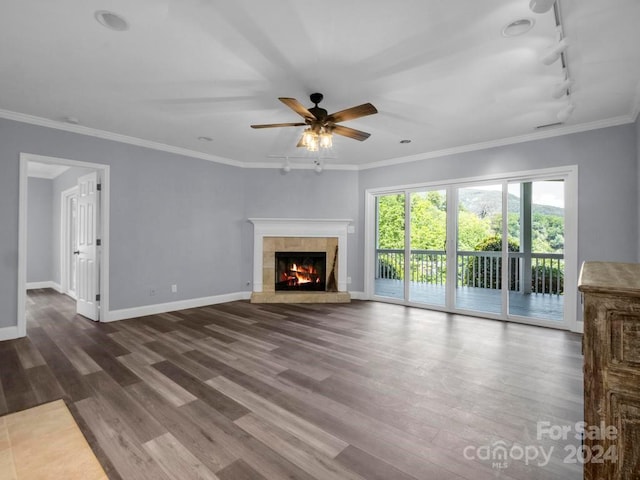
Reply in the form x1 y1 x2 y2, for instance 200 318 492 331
376 194 404 249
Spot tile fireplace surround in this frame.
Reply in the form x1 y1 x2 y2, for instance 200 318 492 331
249 218 351 303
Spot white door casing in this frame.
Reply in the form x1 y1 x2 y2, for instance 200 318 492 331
75 172 100 320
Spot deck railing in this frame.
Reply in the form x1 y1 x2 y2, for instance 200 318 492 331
376 249 564 294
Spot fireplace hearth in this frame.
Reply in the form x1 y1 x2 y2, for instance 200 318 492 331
275 252 326 291
248 218 351 303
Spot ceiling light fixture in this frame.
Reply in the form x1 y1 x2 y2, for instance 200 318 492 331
95 10 129 31
541 38 569 65
557 103 575 122
529 0 556 14
502 19 535 37
300 127 332 152
552 77 573 99
313 160 323 173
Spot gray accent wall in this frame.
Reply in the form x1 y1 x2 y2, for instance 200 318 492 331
26 177 53 283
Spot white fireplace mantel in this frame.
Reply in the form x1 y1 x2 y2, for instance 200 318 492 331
249 218 352 293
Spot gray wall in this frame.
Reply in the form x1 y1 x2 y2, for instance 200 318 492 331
357 124 639 292
1 116 639 330
0 118 245 328
242 168 360 288
26 177 53 283
637 114 640 261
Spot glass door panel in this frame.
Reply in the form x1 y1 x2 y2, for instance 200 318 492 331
409 190 447 305
507 180 565 321
455 185 504 314
374 193 405 299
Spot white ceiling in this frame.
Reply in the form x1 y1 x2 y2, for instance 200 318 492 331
27 161 70 179
1 0 639 169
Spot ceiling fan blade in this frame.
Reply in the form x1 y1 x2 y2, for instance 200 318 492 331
332 125 371 141
251 122 306 129
327 103 378 123
279 97 316 120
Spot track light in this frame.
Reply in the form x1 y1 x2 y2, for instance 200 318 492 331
557 103 575 122
541 38 568 65
552 78 573 99
313 160 323 173
529 0 556 14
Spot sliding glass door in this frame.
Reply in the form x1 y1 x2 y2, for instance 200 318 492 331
507 180 565 322
369 169 573 329
374 193 405 299
455 184 504 315
408 190 447 306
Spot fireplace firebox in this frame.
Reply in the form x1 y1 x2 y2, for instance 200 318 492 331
275 252 326 291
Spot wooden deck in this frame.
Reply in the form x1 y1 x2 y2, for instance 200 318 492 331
0 289 583 479
375 279 564 322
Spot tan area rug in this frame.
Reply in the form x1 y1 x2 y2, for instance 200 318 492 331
0 399 107 480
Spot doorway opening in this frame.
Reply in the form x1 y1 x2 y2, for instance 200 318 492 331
18 153 110 337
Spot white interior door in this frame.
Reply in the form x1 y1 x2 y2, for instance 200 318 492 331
75 172 100 320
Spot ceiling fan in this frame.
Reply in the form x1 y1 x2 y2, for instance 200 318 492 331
251 93 378 150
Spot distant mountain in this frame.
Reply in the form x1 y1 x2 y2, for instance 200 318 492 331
458 189 564 218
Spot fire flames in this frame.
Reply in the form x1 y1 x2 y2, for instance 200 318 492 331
281 263 321 286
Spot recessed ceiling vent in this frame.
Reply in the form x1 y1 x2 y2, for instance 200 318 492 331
502 19 535 37
95 11 129 31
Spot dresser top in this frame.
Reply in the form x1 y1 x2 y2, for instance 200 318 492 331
578 261 640 296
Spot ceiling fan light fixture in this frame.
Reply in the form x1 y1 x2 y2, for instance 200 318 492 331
319 130 333 149
529 0 556 14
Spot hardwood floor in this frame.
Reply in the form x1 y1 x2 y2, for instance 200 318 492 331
0 289 584 479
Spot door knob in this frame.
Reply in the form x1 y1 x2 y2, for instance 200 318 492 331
73 250 80 255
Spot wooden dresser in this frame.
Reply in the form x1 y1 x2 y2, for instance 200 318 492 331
578 261 640 479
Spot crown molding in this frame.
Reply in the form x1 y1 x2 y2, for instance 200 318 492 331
0 109 244 168
242 160 359 171
1 108 634 172
358 115 635 171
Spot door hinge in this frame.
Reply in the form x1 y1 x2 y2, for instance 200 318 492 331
96 239 101 246
95 294 101 302
97 183 102 191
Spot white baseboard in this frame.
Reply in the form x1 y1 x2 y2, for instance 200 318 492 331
104 291 252 323
0 326 21 341
348 291 367 300
26 281 62 292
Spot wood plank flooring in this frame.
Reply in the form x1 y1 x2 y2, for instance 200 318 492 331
0 289 584 479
